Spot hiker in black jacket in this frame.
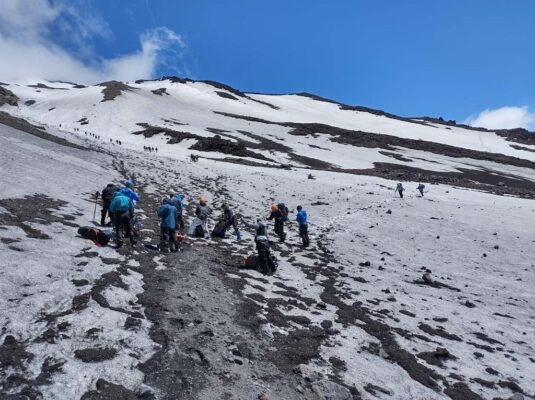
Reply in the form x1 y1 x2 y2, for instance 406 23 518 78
243 219 277 274
101 183 119 226
267 203 288 242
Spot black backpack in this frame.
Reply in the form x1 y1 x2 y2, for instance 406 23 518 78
277 203 289 221
78 226 110 246
193 224 205 238
211 220 226 238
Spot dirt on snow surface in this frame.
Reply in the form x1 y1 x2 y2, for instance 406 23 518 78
1 82 535 399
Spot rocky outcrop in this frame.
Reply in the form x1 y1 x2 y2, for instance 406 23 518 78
0 86 18 106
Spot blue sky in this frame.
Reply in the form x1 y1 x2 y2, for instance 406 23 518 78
1 0 534 128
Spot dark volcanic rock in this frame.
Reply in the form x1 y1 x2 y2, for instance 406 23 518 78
1 87 20 106
132 124 271 161
98 81 135 102
215 90 239 100
0 335 34 369
74 347 118 363
444 382 484 400
418 323 462 341
0 111 85 150
151 87 169 96
81 378 143 400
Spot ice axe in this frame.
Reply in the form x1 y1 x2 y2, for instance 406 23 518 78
93 191 100 222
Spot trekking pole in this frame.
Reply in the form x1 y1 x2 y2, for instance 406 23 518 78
92 191 100 222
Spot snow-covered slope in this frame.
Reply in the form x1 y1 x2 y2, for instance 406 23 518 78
1 78 535 199
1 78 534 399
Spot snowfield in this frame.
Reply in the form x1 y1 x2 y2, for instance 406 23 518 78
0 79 534 399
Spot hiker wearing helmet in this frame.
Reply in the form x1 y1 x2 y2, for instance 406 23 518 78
395 183 405 199
100 183 119 226
121 180 140 204
243 218 277 274
267 203 288 242
296 205 310 247
109 191 135 248
195 197 212 234
158 197 178 252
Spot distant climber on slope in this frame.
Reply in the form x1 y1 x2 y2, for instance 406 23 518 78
100 183 119 226
296 205 310 247
267 203 288 242
109 191 135 248
417 183 426 197
395 183 405 199
158 197 178 252
243 218 277 274
121 180 141 204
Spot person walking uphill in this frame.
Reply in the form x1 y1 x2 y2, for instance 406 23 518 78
121 180 140 204
267 203 288 242
109 191 135 248
100 183 118 226
395 183 405 199
417 183 426 197
296 205 310 247
158 198 178 252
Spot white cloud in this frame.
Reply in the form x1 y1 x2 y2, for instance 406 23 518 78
465 106 535 130
0 0 187 84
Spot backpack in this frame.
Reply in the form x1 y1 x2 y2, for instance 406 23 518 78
211 220 226 238
78 226 110 246
277 203 289 221
244 255 258 269
112 195 131 212
102 185 118 201
193 224 205 238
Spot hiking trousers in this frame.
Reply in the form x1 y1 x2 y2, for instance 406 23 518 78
160 227 177 252
274 219 285 242
101 199 114 225
256 240 277 274
299 224 310 247
115 211 133 245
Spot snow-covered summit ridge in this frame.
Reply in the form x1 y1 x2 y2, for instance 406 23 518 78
1 77 534 198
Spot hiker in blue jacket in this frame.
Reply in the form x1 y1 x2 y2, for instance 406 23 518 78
168 190 185 230
296 205 310 247
120 180 140 203
158 198 178 252
109 191 135 247
417 183 426 197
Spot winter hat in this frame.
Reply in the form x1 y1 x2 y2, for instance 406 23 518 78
125 180 135 188
297 205 302 211
168 189 176 197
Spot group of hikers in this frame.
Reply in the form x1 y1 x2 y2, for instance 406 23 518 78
96 180 310 274
96 180 425 274
395 183 426 198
